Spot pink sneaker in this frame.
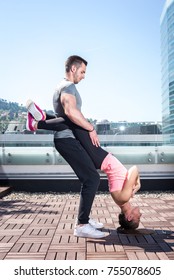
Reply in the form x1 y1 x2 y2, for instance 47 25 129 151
26 112 37 131
26 99 45 121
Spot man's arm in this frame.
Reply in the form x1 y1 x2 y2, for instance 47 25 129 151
61 93 100 146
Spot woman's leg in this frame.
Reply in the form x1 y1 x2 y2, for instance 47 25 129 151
36 114 108 169
37 114 68 131
72 126 108 169
26 101 108 169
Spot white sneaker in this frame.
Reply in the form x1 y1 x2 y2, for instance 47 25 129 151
75 218 104 229
26 99 45 121
74 224 105 238
89 218 104 229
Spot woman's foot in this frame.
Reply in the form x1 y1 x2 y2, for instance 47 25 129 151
26 99 46 121
26 112 38 131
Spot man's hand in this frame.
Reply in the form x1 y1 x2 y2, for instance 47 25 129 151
89 129 100 147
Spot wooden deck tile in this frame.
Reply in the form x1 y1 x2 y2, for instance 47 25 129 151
87 252 128 260
0 192 173 260
5 253 45 259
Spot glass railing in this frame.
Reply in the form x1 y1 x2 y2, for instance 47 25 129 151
0 121 173 166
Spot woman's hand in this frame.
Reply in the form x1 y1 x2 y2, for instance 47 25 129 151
131 180 141 197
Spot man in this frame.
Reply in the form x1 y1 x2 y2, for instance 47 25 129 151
27 55 105 239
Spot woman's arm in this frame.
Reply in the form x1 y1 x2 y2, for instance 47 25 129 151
111 165 141 206
131 174 141 197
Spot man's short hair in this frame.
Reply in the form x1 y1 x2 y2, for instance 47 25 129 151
118 213 139 230
65 55 88 72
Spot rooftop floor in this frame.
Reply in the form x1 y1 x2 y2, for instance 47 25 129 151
0 189 174 260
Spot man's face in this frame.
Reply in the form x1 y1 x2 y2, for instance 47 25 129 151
73 62 86 84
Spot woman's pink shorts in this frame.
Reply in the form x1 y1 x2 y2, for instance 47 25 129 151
101 153 128 193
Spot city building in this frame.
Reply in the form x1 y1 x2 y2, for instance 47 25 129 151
96 120 162 136
160 0 174 144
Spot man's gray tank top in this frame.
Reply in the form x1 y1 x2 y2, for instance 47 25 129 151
53 78 82 138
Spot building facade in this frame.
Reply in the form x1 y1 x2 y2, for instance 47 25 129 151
160 0 174 144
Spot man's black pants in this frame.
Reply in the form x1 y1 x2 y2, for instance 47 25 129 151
54 137 100 224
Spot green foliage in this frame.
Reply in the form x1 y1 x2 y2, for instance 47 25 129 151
0 98 27 112
0 99 27 133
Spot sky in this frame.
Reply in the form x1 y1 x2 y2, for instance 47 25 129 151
0 0 166 122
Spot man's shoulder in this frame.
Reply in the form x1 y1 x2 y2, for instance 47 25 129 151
56 79 75 91
55 80 77 97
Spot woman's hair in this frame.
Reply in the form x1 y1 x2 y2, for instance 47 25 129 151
65 55 88 72
118 213 139 230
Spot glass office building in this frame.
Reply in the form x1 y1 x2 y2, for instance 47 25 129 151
160 0 174 144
